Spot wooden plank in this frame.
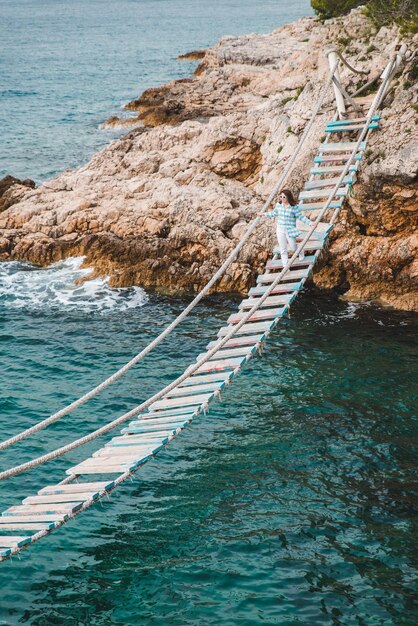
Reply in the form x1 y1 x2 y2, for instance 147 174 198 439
0 522 55 531
0 536 32 548
274 239 323 253
327 115 380 125
140 407 197 419
227 308 284 324
205 346 255 359
108 434 170 445
151 394 213 410
131 415 192 427
325 122 378 132
179 372 233 386
23 492 99 505
166 382 225 398
310 165 357 175
206 333 264 350
67 459 146 475
240 294 295 310
319 141 367 152
4 503 83 515
39 481 114 495
257 268 310 283
0 548 11 558
305 175 354 189
93 444 161 458
121 426 181 436
248 281 302 296
194 356 246 373
314 153 363 163
217 321 276 337
266 255 315 269
0 514 67 523
299 186 348 200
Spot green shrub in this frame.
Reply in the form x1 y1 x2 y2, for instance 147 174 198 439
311 0 364 20
311 0 418 32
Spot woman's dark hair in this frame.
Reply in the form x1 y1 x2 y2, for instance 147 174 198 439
280 189 297 206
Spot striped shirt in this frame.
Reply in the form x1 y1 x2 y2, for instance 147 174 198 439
265 203 312 238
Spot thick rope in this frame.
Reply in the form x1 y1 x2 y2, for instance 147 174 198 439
0 61 341 453
0 55 391 484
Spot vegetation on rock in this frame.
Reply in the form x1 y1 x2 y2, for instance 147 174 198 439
311 0 418 32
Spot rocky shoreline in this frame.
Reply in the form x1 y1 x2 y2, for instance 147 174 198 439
0 9 417 310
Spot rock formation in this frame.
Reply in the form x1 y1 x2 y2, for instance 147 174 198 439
0 8 417 309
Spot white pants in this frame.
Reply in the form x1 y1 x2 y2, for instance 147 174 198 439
276 228 304 266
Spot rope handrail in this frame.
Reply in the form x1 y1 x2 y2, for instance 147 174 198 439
0 60 341 453
0 54 394 483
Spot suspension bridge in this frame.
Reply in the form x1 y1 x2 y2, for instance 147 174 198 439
0 44 411 561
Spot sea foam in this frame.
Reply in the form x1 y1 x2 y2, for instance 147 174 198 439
0 257 148 314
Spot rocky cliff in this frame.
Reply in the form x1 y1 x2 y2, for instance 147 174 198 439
1 9 417 309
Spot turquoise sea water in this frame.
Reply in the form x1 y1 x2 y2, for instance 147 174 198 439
0 1 417 624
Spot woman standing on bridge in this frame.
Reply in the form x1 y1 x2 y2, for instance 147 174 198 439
258 189 312 267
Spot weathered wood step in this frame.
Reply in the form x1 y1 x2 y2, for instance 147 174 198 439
39 481 114 496
310 165 357 175
325 122 378 132
227 307 284 324
0 522 55 531
121 425 180 436
257 268 310 283
327 115 380 125
273 239 323 253
206 334 264 350
140 408 197 419
23 492 99 505
314 152 363 163
151 394 213 410
299 186 349 200
240 293 296 310
217 320 276 337
122 421 188 434
200 345 256 361
179 371 233 387
0 536 32 548
305 175 354 189
319 141 367 152
248 281 302 297
3 503 83 516
132 415 193 427
166 381 225 398
0 548 11 558
66 459 146 475
193 356 246 374
107 434 170 446
266 255 315 269
0 513 67 523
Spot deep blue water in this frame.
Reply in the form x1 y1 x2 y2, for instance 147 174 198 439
0 1 417 624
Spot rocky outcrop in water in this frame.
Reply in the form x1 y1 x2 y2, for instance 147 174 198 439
0 9 417 309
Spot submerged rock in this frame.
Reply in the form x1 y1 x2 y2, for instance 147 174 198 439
0 8 417 309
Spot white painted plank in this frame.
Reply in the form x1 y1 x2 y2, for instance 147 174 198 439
4 503 83 515
217 321 275 337
228 308 284 324
257 268 310 283
0 522 55 531
24 493 99 505
206 333 264 350
39 481 114 495
150 394 213 410
0 536 32 548
240 294 294 310
193 357 245 373
179 372 233 386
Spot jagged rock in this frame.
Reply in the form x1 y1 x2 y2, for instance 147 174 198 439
0 8 417 309
0 175 36 212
